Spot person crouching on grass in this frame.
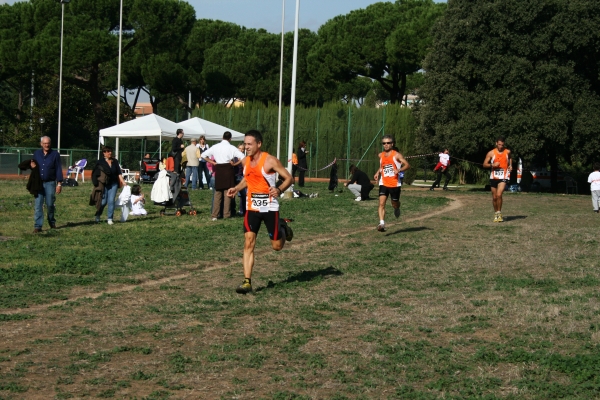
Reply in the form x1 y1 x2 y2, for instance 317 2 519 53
226 130 294 294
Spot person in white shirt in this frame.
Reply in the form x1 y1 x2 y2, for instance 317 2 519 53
430 148 451 191
588 163 600 213
202 131 245 220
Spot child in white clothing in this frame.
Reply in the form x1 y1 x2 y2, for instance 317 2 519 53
131 184 147 216
588 163 600 213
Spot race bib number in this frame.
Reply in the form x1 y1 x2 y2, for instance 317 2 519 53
492 169 505 179
250 193 270 213
383 164 396 177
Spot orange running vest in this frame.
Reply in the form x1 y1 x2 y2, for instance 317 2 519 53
245 152 279 212
490 148 510 180
379 150 401 188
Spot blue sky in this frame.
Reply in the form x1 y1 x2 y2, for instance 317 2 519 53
1 0 445 33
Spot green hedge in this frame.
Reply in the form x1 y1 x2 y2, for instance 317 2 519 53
189 102 417 179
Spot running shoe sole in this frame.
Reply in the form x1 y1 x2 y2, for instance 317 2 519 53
236 283 252 294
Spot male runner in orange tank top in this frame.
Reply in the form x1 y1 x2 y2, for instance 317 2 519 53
227 130 294 294
373 135 410 232
483 136 512 222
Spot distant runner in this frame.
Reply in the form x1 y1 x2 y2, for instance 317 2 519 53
483 137 512 222
227 130 294 294
373 135 410 232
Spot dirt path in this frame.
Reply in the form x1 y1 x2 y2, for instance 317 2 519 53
3 194 466 315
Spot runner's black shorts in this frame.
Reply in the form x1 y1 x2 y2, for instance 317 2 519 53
378 185 401 202
243 210 281 241
489 179 509 188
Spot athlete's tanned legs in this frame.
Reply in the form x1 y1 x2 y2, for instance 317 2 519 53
243 232 257 280
242 231 285 281
491 182 506 212
378 195 387 222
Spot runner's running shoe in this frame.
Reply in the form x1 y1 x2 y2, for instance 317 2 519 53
496 212 503 222
493 212 499 223
394 207 401 218
377 224 385 232
280 218 294 241
236 281 252 294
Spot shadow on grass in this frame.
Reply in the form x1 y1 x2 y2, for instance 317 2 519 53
60 215 163 228
386 226 432 236
503 215 527 222
256 266 343 292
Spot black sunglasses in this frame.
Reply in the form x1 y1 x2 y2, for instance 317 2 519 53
382 142 393 145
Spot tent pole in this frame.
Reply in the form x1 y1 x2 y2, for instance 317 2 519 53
286 0 300 177
276 0 285 162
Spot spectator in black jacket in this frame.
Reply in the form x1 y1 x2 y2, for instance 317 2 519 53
345 164 373 201
172 129 185 176
297 141 307 187
92 146 125 225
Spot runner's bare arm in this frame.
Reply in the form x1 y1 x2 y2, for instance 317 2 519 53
395 153 410 172
266 155 293 197
507 149 512 171
227 178 248 198
483 151 495 169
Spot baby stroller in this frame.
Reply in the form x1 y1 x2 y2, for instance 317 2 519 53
151 170 196 216
140 157 160 184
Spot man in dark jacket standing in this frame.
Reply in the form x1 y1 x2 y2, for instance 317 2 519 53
32 136 63 232
297 141 307 187
172 129 185 176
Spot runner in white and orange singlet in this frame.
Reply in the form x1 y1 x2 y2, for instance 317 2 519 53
226 130 294 294
483 136 512 222
373 135 410 232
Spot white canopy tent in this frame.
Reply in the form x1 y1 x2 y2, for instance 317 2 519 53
98 113 204 159
177 117 245 141
100 113 182 141
98 114 244 160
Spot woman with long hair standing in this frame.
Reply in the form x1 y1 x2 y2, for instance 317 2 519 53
91 146 125 225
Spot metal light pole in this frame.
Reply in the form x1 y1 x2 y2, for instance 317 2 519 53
115 0 123 157
39 117 45 137
286 0 300 176
57 0 70 153
276 0 285 162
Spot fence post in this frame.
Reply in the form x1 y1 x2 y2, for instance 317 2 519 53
309 142 312 178
285 108 289 164
382 107 386 142
346 107 351 179
17 149 21 175
315 108 320 179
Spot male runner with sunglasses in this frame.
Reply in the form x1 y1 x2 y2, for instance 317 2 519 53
373 135 410 232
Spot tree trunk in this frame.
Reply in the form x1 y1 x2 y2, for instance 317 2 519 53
87 67 107 131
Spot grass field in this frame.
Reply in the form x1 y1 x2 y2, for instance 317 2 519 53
0 180 599 399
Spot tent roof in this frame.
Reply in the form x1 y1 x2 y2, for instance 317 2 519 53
99 114 200 140
177 117 245 141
